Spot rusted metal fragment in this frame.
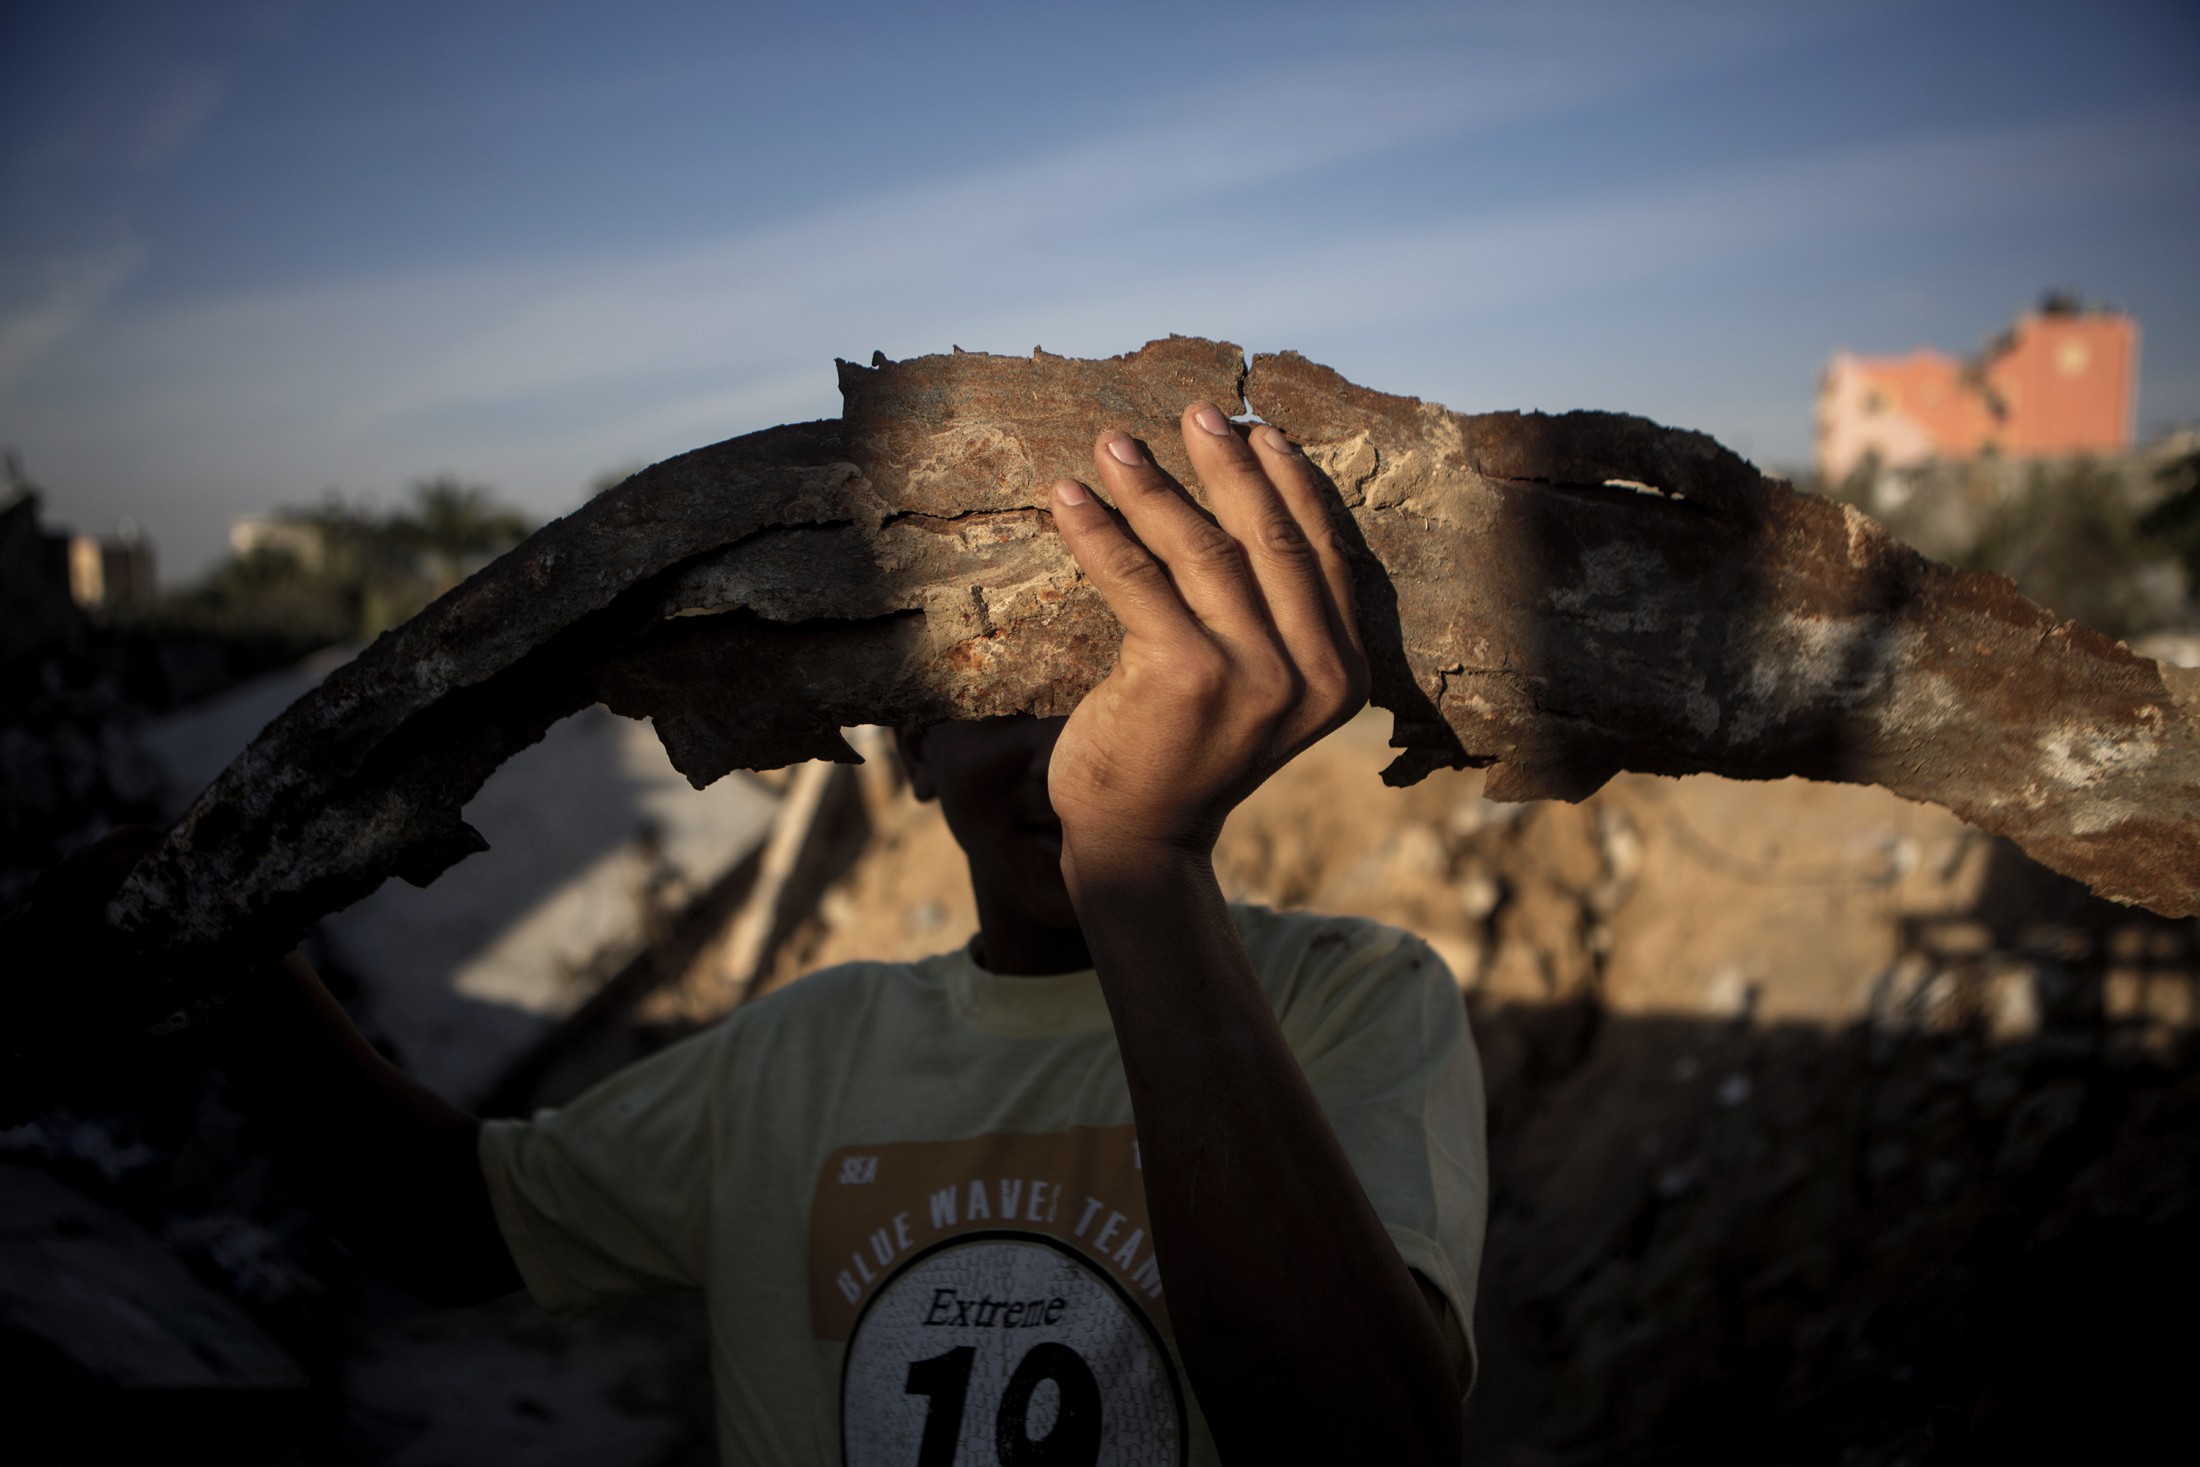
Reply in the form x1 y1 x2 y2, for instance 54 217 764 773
1248 350 2200 916
102 342 1246 993
108 418 870 968
98 336 2198 1021
839 335 1247 518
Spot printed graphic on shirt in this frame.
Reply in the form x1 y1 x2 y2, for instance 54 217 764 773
812 1126 1187 1464
808 1125 1167 1340
840 1233 1184 1467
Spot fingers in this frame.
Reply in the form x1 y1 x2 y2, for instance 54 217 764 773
1245 422 1364 661
1178 403 1354 663
1049 408 1370 742
1047 476 1200 644
1180 405 1369 737
1087 430 1270 638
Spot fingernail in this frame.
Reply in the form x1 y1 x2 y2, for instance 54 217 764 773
1054 477 1089 505
1193 403 1231 437
1105 435 1144 466
1262 425 1299 454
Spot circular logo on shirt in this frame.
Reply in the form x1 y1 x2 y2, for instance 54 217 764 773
841 1231 1186 1467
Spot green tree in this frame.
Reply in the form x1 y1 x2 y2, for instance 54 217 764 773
1959 458 2188 640
399 476 532 591
2137 448 2200 596
590 463 644 498
158 480 534 649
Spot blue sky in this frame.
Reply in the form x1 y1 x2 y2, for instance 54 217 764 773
4 0 2197 578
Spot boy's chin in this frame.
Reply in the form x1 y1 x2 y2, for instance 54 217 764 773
999 818 1064 867
1011 874 1081 934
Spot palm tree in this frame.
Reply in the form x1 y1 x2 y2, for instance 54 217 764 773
403 476 530 589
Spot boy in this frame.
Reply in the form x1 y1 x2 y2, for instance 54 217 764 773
203 404 1485 1463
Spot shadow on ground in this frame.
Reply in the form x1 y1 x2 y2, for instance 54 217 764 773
1461 838 2197 1466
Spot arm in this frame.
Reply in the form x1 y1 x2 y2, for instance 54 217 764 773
1048 407 1465 1463
208 953 521 1305
6 827 517 1305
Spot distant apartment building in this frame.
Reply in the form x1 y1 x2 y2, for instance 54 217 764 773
230 511 329 570
1815 298 2138 485
65 526 158 609
0 456 157 612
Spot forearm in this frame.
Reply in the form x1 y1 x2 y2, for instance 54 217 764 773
210 955 519 1304
1066 843 1461 1465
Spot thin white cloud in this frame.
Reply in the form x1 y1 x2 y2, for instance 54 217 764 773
122 64 231 170
2 46 234 396
0 242 148 396
1223 102 2200 341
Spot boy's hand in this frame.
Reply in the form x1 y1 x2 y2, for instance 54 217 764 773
1045 402 1369 868
1043 408 1461 1464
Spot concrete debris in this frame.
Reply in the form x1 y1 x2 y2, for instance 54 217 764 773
82 339 2200 1069
0 1161 308 1459
2133 628 2200 669
754 708 2199 1078
339 1291 708 1467
313 708 777 1105
701 758 844 1012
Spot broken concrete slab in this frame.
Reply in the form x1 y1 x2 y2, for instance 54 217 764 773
76 338 2200 1070
141 667 778 1105
316 708 776 1105
339 1290 708 1467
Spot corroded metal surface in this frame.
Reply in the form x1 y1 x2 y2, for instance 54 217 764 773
104 336 2200 1015
1251 350 2200 917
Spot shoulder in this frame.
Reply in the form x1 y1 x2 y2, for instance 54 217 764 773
1228 903 1461 1037
747 955 920 1012
1230 903 1453 991
728 953 947 1042
542 954 945 1118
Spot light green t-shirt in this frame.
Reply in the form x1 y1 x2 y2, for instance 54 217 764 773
479 904 1487 1466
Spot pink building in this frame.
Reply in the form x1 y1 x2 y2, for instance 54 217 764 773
1815 301 2138 484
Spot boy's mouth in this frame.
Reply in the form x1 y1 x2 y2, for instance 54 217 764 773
1014 812 1065 852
